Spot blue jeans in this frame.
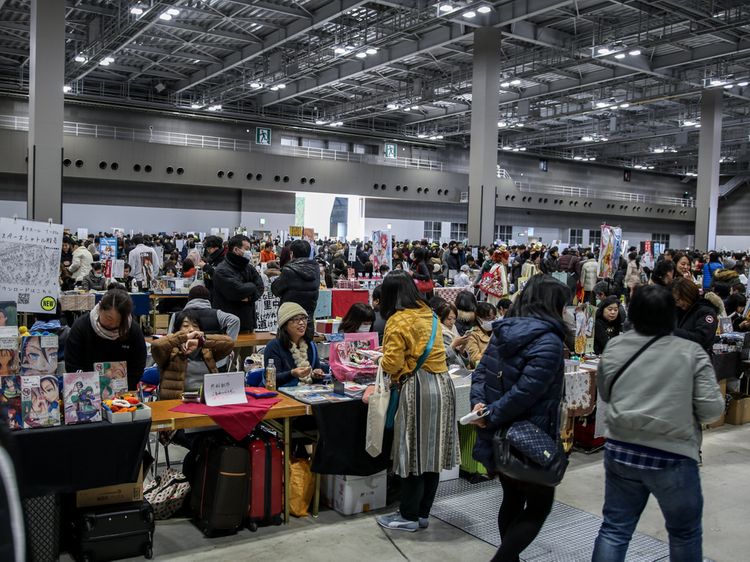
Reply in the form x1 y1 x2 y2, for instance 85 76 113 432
592 451 703 562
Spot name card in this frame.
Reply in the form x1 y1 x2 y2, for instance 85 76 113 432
203 372 246 407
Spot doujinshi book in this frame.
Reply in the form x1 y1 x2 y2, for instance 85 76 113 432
94 361 128 400
21 375 61 428
63 372 102 425
19 335 58 376
0 375 22 429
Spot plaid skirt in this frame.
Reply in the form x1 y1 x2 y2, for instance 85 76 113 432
392 370 460 478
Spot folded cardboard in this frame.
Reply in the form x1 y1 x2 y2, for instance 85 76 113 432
727 394 750 425
322 470 387 515
76 467 143 508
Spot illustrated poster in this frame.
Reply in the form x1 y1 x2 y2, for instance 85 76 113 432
99 237 118 261
371 231 392 272
19 335 58 376
598 225 615 279
0 375 22 429
21 375 61 428
63 371 102 425
94 361 128 400
0 218 63 313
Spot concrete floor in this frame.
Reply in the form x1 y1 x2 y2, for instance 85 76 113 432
63 423 750 562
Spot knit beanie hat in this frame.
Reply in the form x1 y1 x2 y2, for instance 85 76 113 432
277 302 308 328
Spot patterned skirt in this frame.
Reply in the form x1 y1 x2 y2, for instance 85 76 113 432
392 370 460 478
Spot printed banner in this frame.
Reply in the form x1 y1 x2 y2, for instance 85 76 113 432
0 218 63 313
371 230 392 272
598 225 616 279
255 289 281 332
99 237 117 260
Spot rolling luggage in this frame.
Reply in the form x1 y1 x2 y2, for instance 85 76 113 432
69 500 154 562
246 434 284 530
191 440 250 537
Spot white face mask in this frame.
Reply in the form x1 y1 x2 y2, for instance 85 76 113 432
480 320 494 332
357 324 372 333
243 250 253 261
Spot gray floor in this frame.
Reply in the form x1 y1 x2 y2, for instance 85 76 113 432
62 423 750 562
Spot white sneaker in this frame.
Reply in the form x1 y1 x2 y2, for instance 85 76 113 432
376 512 418 532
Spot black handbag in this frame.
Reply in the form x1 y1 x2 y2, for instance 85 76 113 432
491 367 569 487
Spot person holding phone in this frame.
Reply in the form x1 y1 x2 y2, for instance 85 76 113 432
437 302 470 369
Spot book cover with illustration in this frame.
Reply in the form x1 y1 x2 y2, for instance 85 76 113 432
94 361 128 400
0 329 19 375
21 375 61 428
63 371 102 425
0 375 22 429
19 335 58 376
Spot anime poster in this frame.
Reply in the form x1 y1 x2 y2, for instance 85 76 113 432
19 335 58 376
569 305 595 355
99 237 118 261
612 227 623 267
63 372 102 425
598 225 616 279
140 253 155 289
94 361 128 400
21 375 61 428
0 330 19 376
0 375 22 429
641 240 654 270
0 301 17 327
371 231 392 272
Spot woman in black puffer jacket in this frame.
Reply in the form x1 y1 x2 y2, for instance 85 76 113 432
469 275 570 562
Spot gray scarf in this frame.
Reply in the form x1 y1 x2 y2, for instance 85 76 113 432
90 304 129 341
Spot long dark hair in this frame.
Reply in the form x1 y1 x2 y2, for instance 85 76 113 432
339 303 375 333
379 270 428 320
99 288 133 339
507 274 569 321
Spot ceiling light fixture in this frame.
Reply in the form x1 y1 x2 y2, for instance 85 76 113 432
270 86 279 91
436 135 444 140
647 165 655 169
130 6 144 16
628 49 642 56
207 104 222 111
410 105 419 110
62 85 72 93
614 53 626 59
417 133 427 139
191 103 203 109
334 47 347 55
315 119 328 125
597 47 612 55
595 101 610 108
477 5 492 14
159 12 172 20
355 52 367 58
99 59 111 66
581 135 593 142
429 135 438 140
277 84 286 89
438 3 455 13
386 103 398 110
573 155 583 160
502 146 513 151
738 81 749 87
403 107 411 111
619 103 630 108
329 121 343 127
519 147 527 151
500 81 510 88
510 79 521 86
653 147 665 153
463 10 476 18
250 82 262 88
167 8 180 16
600 136 608 142
366 47 378 55
74 54 87 63
588 157 597 161
723 83 734 89
683 119 697 127
497 121 508 128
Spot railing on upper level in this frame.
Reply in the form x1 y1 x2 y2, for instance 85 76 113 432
514 181 695 208
0 115 444 172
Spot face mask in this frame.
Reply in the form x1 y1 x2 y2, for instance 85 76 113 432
480 320 494 332
94 273 103 278
452 249 458 254
243 250 253 261
357 324 372 332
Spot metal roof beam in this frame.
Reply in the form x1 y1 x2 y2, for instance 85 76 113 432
156 20 260 43
174 0 371 94
225 0 310 18
64 1 116 16
122 44 221 64
653 39 750 70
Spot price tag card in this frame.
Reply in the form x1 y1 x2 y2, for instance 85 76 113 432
203 372 246 407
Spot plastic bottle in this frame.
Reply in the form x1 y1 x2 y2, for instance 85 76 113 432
243 356 253 372
265 359 277 391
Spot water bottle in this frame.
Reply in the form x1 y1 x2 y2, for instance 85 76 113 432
265 359 277 391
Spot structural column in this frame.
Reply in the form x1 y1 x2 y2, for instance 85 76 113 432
694 89 722 250
27 0 65 223
467 27 501 246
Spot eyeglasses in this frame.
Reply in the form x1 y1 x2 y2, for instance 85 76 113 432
289 315 309 324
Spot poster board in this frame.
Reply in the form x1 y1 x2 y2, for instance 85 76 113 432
289 226 303 238
99 237 117 260
255 289 281 332
598 225 615 279
0 218 63 313
371 231 392 272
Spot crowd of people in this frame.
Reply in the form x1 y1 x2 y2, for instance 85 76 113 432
49 229 743 561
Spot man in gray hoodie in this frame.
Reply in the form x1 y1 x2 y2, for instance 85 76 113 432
592 285 724 562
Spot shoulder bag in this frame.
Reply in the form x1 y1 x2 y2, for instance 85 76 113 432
605 334 664 396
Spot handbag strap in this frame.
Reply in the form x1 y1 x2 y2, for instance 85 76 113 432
414 314 438 373
606 334 664 396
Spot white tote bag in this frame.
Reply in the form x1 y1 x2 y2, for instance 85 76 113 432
365 361 390 457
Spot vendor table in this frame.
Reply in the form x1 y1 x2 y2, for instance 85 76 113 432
712 351 741 381
146 331 274 350
12 420 151 498
433 286 473 304
60 292 151 316
330 289 370 318
149 395 310 523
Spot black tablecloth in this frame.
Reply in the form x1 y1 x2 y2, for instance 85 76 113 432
12 420 150 497
311 401 391 476
712 351 741 381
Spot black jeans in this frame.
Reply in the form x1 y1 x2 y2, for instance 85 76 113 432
492 475 555 562
399 472 441 521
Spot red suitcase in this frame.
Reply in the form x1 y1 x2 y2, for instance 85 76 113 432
247 435 283 530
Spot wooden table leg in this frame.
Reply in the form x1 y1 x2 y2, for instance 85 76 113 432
284 416 290 524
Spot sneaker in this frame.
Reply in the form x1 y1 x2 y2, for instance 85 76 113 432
376 512 418 532
418 517 429 529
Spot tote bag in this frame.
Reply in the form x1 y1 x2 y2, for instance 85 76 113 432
365 361 390 457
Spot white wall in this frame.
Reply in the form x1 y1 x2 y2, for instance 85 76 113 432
240 211 295 236
0 201 26 219
716 236 750 252
365 218 422 241
63 203 241 234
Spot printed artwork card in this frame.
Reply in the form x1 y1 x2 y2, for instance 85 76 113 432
63 372 102 425
0 331 19 375
0 375 22 429
94 361 128 400
21 375 61 428
19 335 58 375
0 301 18 327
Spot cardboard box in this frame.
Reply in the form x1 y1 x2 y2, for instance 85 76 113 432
76 467 143 508
322 470 387 515
707 380 727 429
727 394 750 425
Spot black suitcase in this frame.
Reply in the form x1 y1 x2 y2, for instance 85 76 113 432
69 500 154 562
191 442 250 537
